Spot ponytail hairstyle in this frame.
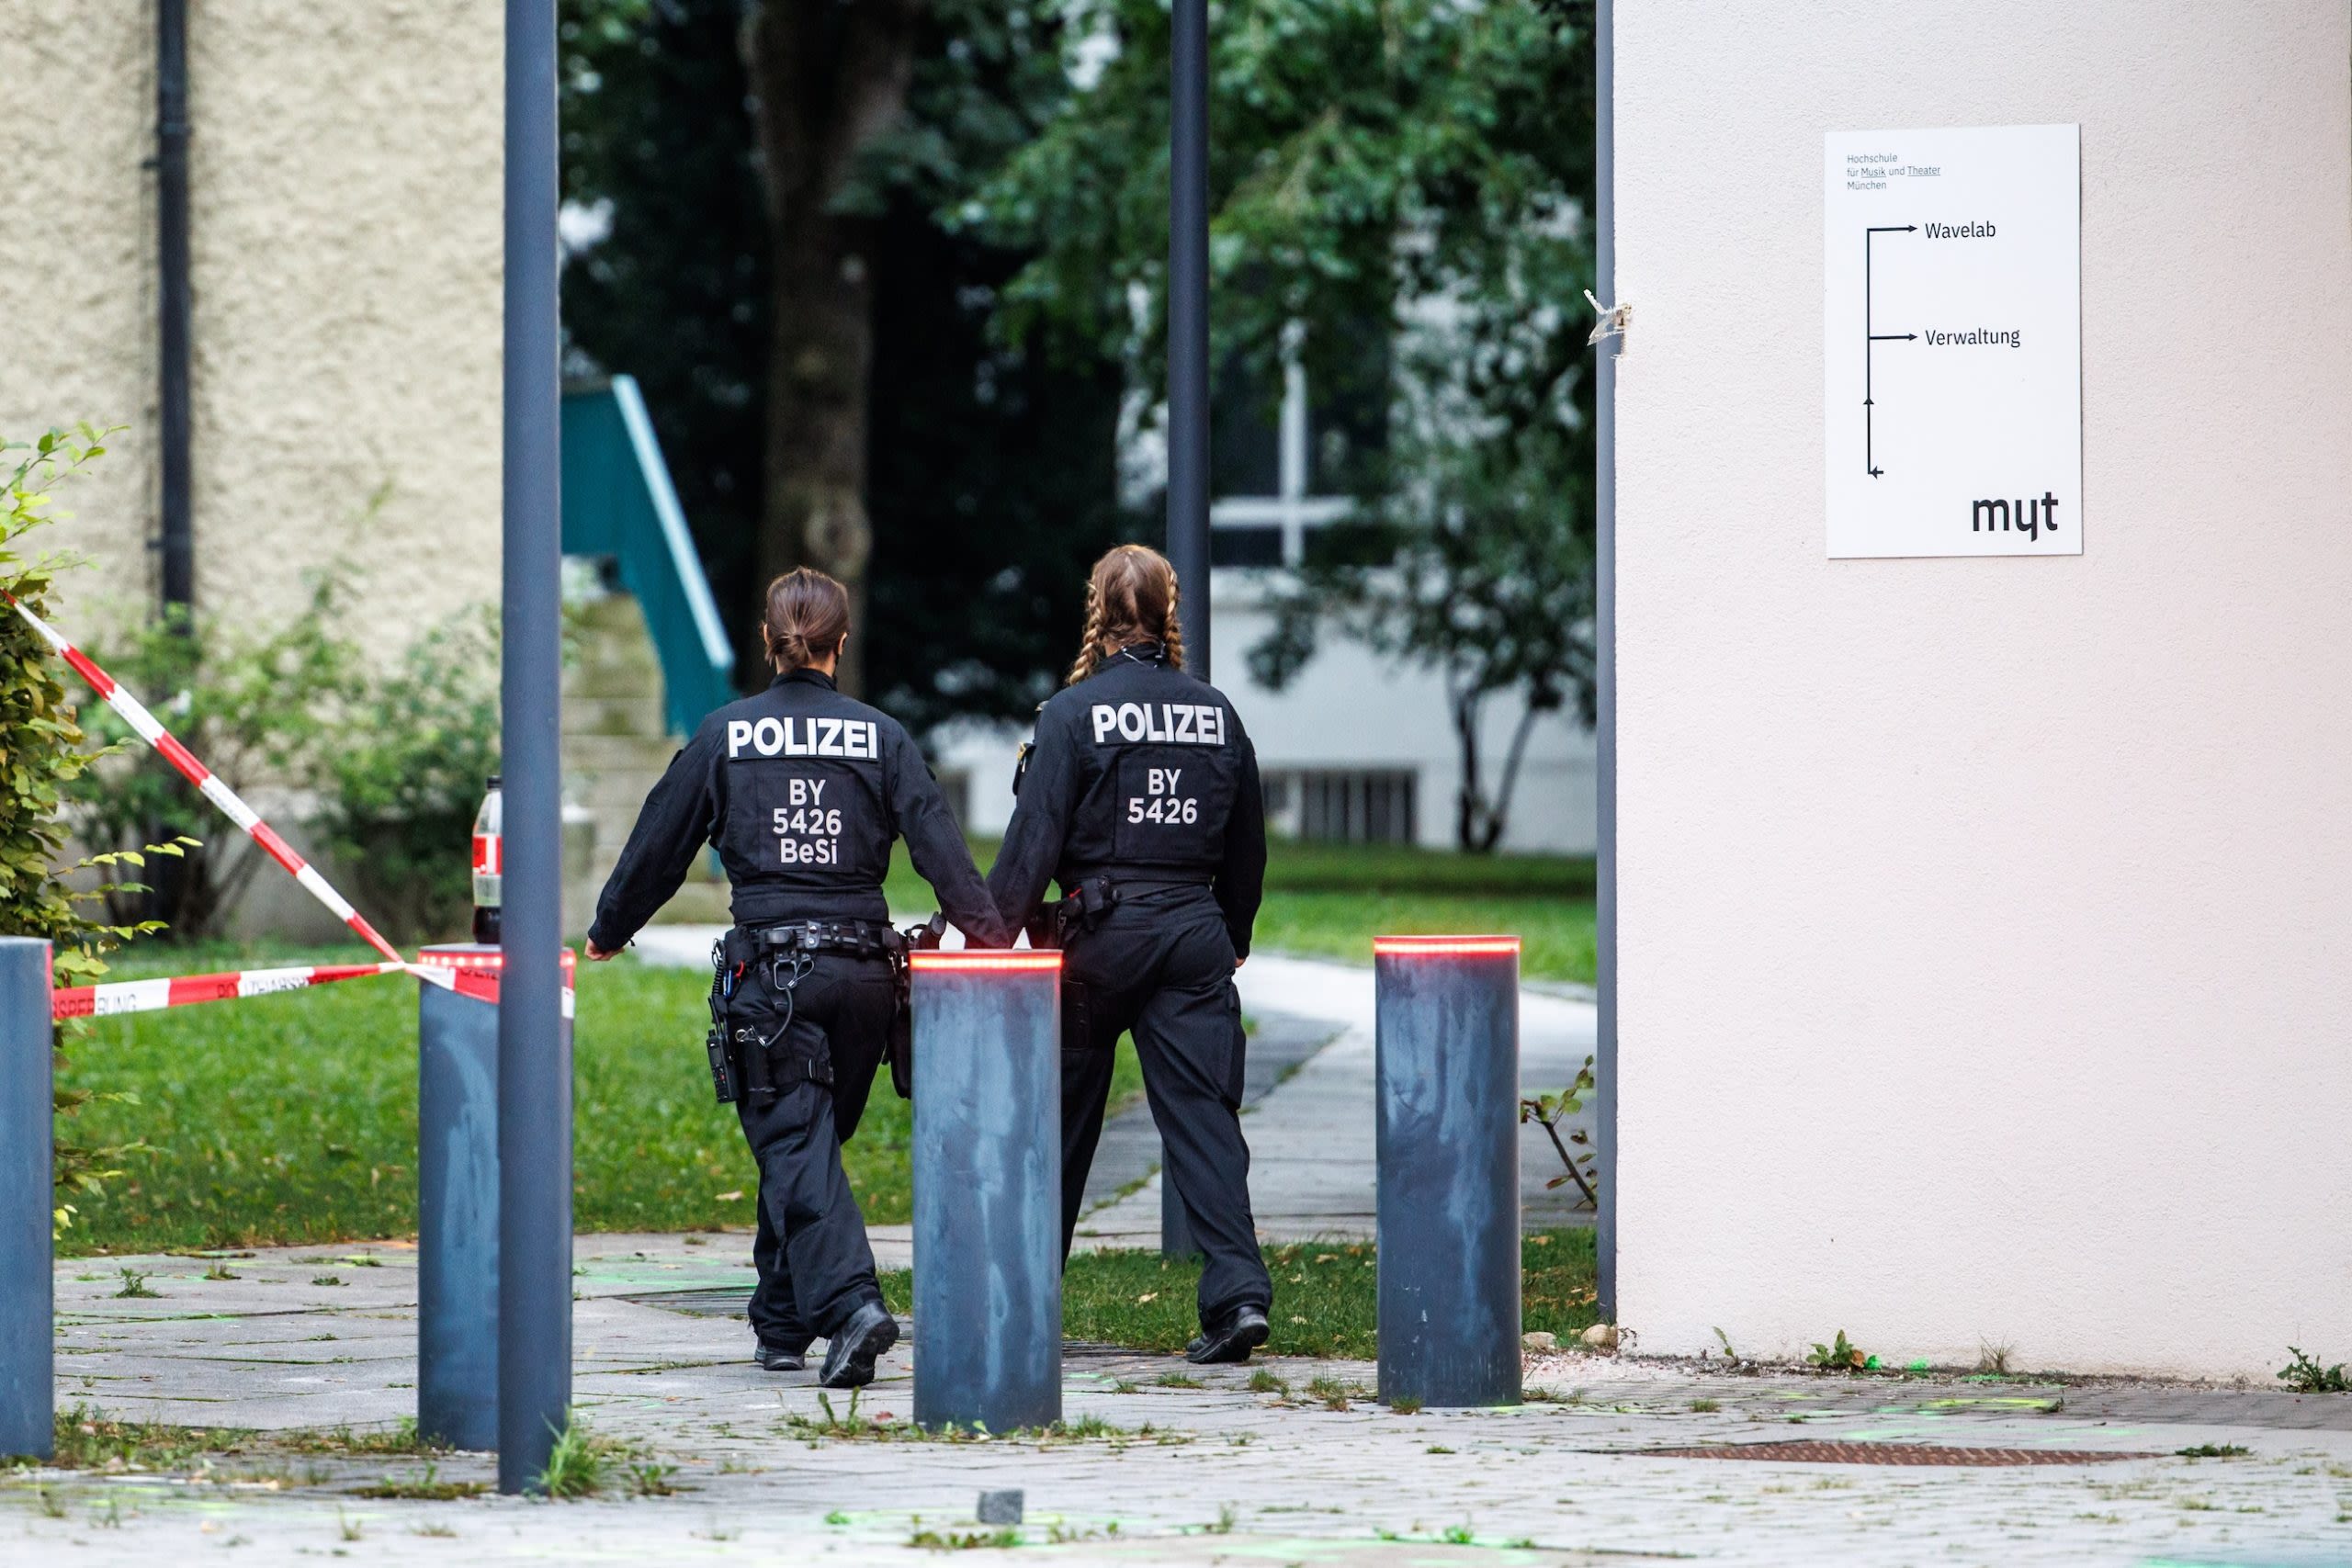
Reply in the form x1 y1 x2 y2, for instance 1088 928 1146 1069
763 567 852 671
1065 544 1185 685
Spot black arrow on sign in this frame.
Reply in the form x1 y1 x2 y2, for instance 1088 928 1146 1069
1862 225 1917 476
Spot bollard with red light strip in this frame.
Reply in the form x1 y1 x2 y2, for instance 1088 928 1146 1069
1374 934 1523 1408
909 949 1064 1433
413 945 574 1450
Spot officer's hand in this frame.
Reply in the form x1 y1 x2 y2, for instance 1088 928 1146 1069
1234 955 1246 970
585 938 620 962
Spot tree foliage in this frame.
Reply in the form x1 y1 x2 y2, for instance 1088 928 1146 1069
975 0 1597 848
560 0 1130 731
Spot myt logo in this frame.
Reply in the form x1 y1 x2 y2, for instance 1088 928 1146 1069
1972 491 2063 543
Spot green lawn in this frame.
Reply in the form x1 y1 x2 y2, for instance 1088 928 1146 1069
57 940 1136 1257
892 836 1597 985
880 1230 1598 1362
57 838 1586 1253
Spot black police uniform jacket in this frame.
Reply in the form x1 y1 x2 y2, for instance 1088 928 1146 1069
988 645 1266 956
588 668 1009 950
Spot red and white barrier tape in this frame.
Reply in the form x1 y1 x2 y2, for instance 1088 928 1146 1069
54 953 578 1022
52 960 408 1021
413 950 577 1019
17 597 581 1024
8 593 404 966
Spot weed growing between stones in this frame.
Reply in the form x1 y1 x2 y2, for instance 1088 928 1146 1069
2278 1348 2349 1393
354 1462 489 1501
784 1391 1188 1450
535 1417 642 1499
908 1523 1022 1550
112 1268 157 1299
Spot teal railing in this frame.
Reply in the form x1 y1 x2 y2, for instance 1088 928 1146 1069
560 376 737 737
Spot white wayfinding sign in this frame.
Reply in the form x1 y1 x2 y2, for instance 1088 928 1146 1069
1823 123 2081 558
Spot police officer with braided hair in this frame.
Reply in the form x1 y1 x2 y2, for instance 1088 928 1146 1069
989 544 1273 1364
586 569 1012 1387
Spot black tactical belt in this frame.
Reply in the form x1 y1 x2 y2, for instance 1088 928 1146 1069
742 919 905 959
1058 872 1211 895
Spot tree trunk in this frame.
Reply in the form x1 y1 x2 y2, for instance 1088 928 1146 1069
741 0 921 696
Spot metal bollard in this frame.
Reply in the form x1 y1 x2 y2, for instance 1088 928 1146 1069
415 944 503 1450
0 939 52 1460
910 949 1063 1432
1374 934 1522 1407
414 946 574 1452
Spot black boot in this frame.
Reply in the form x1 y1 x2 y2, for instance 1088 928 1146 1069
754 1341 808 1372
819 1300 900 1389
1184 1305 1270 1365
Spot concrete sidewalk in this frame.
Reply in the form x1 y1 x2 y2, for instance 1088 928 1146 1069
1080 952 1597 1248
15 1230 2352 1566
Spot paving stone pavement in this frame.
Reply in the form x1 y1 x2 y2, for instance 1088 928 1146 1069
1078 950 1599 1247
17 1231 2352 1566
18 940 2349 1562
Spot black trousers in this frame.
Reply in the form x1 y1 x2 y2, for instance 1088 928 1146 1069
733 950 897 1351
1061 887 1272 1330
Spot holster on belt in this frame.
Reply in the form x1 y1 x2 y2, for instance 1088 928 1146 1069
710 919 899 1107
1050 874 1119 945
706 937 741 1104
888 912 943 1100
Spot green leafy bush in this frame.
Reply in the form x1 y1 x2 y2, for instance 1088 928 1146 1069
0 425 175 1230
71 580 359 938
68 570 496 947
312 610 500 943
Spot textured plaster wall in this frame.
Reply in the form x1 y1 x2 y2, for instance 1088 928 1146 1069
0 1 501 641
1612 0 2352 1378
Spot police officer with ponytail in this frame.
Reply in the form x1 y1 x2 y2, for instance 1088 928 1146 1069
586 569 1012 1387
989 545 1273 1364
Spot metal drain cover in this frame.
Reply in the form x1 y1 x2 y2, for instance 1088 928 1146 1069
1632 1440 2158 1466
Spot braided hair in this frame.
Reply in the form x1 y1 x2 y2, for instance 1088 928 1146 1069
1065 545 1185 685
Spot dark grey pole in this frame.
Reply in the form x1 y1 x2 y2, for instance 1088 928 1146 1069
417 946 503 1451
499 0 569 1495
1374 937 1521 1408
1161 0 1211 1259
155 0 193 614
1591 0 1619 1324
0 940 52 1460
910 953 1062 1432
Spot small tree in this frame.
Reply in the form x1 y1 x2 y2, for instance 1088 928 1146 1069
0 425 175 1231
1248 412 1594 852
971 0 1598 849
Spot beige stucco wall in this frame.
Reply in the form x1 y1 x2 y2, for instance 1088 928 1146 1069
1613 0 2352 1379
0 0 501 642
